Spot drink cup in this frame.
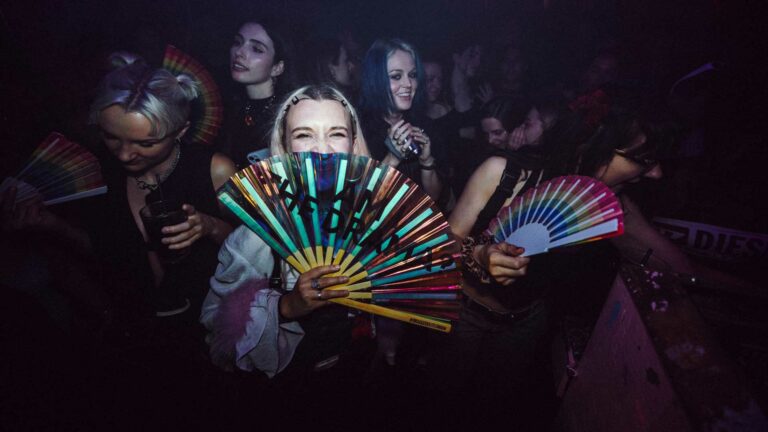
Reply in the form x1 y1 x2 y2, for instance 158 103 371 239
139 200 190 264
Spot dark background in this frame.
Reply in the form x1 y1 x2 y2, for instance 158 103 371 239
1 0 764 169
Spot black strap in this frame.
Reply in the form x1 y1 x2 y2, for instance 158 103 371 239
269 248 283 290
471 156 541 235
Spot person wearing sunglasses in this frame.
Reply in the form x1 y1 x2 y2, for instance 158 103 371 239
432 96 700 429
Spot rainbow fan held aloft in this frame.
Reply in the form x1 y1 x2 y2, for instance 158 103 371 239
0 132 107 205
218 153 461 332
486 175 624 256
162 45 223 145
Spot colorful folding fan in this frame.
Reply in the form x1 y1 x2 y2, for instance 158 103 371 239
0 132 106 205
486 175 624 256
162 45 223 145
218 152 461 332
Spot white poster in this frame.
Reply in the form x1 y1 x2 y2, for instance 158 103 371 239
653 217 768 262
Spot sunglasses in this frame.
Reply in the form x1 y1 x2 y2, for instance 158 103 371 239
614 148 659 169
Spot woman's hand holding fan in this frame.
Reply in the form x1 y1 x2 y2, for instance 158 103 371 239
475 242 530 286
0 132 107 206
218 152 461 332
486 175 624 257
278 264 350 320
0 184 59 232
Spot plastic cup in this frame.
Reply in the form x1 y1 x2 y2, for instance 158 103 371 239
139 200 190 264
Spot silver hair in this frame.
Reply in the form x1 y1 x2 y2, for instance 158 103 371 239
89 53 199 138
269 84 369 157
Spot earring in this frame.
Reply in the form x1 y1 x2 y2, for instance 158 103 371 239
271 76 278 90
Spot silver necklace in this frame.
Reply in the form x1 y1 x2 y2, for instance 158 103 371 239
133 144 181 191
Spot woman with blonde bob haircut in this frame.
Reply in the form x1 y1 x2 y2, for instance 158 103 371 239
201 84 375 386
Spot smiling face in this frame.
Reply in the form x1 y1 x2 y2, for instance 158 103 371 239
481 117 509 149
387 49 418 112
230 23 283 88
98 105 183 174
423 62 443 103
286 99 353 154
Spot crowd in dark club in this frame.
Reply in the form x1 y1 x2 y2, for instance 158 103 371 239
1 1 767 431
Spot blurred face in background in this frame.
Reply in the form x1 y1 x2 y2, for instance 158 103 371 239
582 54 618 92
522 108 545 146
499 46 526 91
328 45 354 87
454 44 482 78
423 62 444 104
481 117 509 149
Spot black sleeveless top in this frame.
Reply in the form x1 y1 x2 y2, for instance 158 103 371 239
219 95 278 169
92 144 222 319
467 150 617 310
467 152 552 309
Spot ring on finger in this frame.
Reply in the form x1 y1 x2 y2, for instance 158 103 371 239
316 291 323 300
310 279 320 290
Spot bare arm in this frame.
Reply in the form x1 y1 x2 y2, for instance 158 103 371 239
1 185 91 250
448 156 507 238
205 152 238 244
449 156 530 285
161 152 236 248
613 195 752 288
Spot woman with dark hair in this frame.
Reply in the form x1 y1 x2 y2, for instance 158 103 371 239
423 58 451 120
220 19 295 167
358 38 442 201
435 95 670 429
307 37 356 100
479 96 529 151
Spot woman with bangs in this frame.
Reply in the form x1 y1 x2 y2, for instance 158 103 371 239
358 38 442 202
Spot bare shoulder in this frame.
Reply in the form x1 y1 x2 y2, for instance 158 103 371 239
210 152 237 189
470 156 506 189
449 155 507 237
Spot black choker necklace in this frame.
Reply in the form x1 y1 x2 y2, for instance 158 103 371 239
132 144 181 191
244 95 276 127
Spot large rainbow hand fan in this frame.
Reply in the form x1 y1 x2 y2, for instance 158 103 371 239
486 175 624 256
0 132 106 205
219 152 461 332
162 45 223 145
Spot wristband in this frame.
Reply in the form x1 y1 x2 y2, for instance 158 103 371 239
384 137 405 160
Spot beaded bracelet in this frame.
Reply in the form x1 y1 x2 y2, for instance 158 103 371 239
460 234 494 284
